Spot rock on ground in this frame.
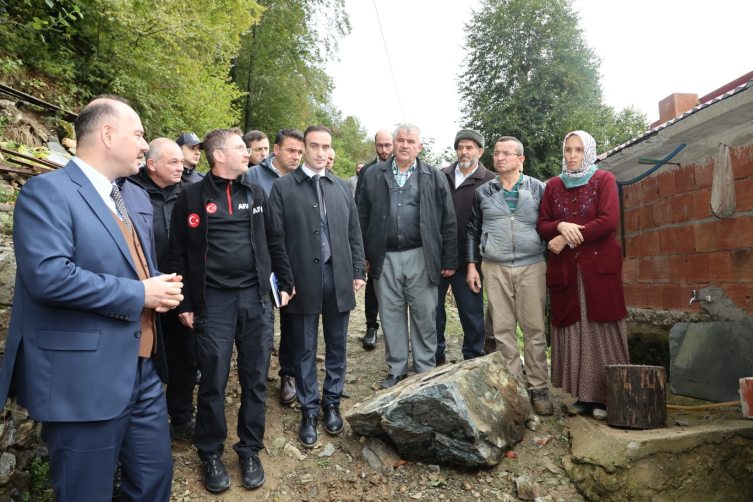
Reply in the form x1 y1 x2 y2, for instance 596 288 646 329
345 352 535 467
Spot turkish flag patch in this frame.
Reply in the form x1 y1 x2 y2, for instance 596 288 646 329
188 213 200 227
206 203 217 214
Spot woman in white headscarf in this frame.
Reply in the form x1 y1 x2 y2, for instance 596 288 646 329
536 131 629 420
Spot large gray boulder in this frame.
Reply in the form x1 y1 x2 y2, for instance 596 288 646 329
344 352 536 467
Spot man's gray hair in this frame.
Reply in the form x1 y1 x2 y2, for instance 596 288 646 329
145 137 177 162
496 136 524 156
394 123 422 143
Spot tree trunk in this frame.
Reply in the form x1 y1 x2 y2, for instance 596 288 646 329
605 365 666 429
243 25 258 132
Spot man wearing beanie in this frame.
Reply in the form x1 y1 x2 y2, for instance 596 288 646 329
436 130 495 364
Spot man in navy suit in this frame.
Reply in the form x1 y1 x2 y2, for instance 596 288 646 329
0 96 184 501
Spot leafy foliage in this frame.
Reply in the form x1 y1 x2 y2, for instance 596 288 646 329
313 104 372 179
0 0 264 137
233 0 350 135
459 0 649 180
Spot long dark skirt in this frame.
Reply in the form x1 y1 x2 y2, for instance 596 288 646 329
550 271 629 403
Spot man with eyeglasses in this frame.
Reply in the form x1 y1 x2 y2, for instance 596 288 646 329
354 130 394 350
466 136 553 416
130 138 201 443
169 128 294 493
245 129 304 407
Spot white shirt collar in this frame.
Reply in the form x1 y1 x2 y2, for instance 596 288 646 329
301 164 325 178
454 163 478 189
71 157 118 214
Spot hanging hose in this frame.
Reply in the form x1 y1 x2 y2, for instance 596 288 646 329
667 401 741 411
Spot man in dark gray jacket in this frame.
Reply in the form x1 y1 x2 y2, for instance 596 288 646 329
358 124 457 389
131 137 199 441
244 128 304 406
269 125 365 449
466 136 553 416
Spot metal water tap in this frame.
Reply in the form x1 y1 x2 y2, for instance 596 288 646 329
688 290 711 306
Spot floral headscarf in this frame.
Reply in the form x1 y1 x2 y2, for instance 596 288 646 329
561 130 598 178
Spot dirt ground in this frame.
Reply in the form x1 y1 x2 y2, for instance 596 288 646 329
169 290 586 502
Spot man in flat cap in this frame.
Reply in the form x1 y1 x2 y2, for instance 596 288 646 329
435 130 496 364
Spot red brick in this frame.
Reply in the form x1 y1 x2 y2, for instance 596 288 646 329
694 221 718 253
747 283 753 314
734 176 753 212
731 249 753 282
622 259 638 284
653 199 673 228
641 176 659 204
646 284 663 309
624 207 641 234
659 227 676 254
643 230 660 257
675 225 696 254
657 170 677 199
716 216 753 251
691 188 711 221
624 283 647 309
670 193 693 224
625 234 644 258
662 283 682 310
622 183 642 209
707 251 732 282
651 256 669 282
731 143 753 180
637 258 653 283
674 164 696 194
694 158 714 189
668 255 688 283
686 253 709 283
640 204 655 230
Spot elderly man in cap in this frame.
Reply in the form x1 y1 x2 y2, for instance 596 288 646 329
435 130 496 364
177 132 204 183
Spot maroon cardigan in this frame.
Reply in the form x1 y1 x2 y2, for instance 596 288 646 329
537 170 627 327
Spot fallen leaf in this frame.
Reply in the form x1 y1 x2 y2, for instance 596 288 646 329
394 459 408 468
505 450 518 459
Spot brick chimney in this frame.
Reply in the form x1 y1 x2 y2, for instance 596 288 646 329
658 93 698 124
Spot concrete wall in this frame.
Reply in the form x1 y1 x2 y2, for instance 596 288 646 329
618 141 753 314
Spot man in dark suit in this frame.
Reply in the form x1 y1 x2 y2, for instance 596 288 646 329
269 125 366 449
0 96 184 501
354 130 394 349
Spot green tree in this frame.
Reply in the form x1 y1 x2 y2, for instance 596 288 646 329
459 0 648 180
233 0 350 136
313 104 371 179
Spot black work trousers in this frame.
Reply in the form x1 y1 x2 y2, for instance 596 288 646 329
161 311 197 426
365 273 380 329
193 285 273 460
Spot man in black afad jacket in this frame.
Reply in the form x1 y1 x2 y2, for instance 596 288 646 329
269 126 365 450
130 138 200 443
169 128 293 494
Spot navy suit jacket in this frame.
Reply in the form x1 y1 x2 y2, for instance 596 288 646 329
0 161 167 422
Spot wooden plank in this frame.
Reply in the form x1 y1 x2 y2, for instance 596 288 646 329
0 83 78 122
0 145 62 169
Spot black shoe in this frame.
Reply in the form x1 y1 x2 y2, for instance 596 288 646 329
363 326 378 349
298 413 319 449
112 462 122 500
170 417 196 441
323 404 344 435
435 354 446 366
202 455 230 494
240 454 265 489
380 373 407 389
279 375 297 405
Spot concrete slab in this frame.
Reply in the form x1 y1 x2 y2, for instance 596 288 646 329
562 416 753 501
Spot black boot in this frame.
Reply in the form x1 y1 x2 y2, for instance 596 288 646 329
323 404 344 435
201 455 230 494
298 413 319 448
240 454 265 489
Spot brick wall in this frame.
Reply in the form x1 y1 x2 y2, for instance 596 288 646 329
619 142 753 315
